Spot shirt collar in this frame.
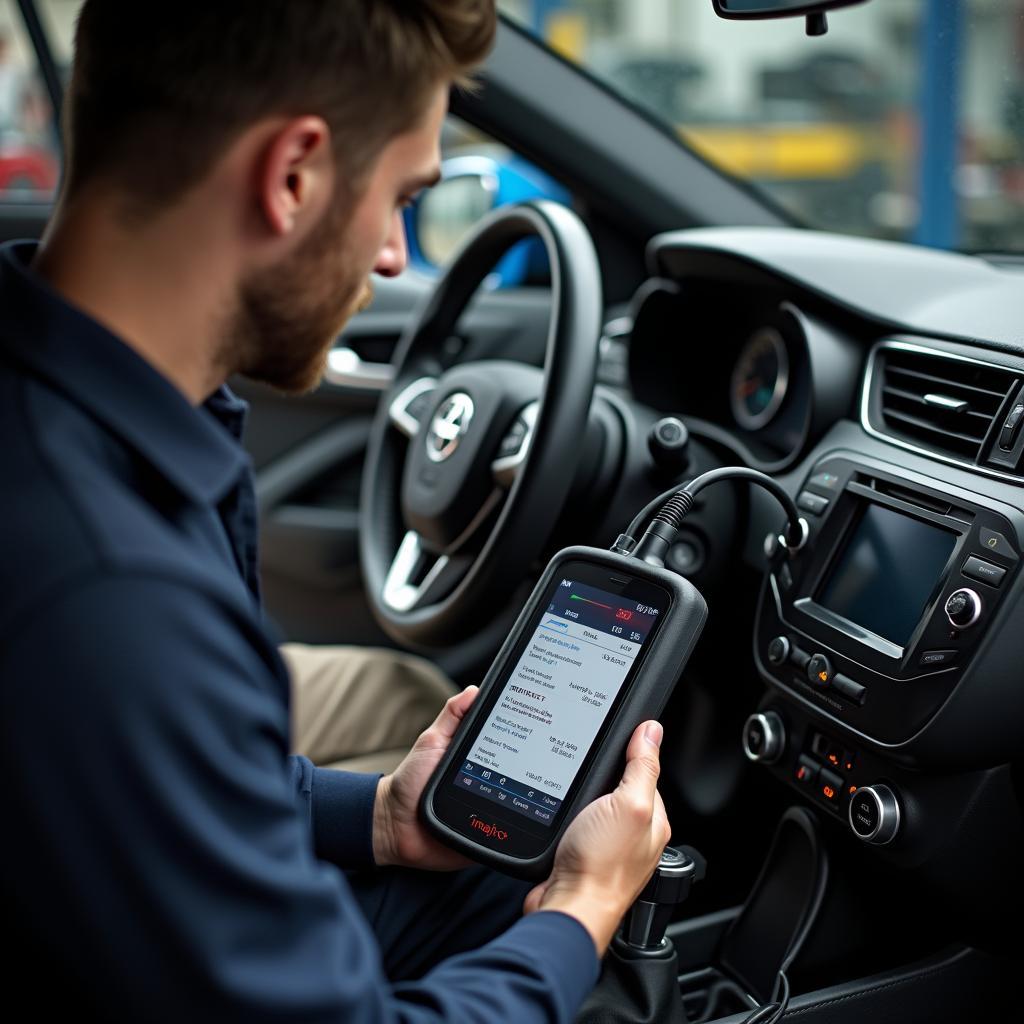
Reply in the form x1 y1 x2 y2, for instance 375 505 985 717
0 241 250 506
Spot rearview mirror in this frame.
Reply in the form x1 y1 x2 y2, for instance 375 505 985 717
711 0 867 34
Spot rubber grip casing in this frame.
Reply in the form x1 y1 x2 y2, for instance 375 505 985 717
420 545 708 879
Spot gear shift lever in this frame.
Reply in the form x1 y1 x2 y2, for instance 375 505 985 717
577 846 706 1024
620 846 706 953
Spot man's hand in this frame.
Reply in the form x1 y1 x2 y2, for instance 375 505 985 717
523 720 671 957
372 685 478 871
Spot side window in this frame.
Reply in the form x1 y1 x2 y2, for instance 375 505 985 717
406 114 571 286
0 0 62 202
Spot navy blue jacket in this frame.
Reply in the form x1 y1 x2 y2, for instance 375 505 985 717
0 242 598 1020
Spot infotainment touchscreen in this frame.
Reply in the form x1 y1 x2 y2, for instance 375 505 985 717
817 504 957 647
450 575 663 828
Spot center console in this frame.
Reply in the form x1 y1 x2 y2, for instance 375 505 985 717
750 453 1023 844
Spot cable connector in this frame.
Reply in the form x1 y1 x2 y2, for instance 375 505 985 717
618 467 807 573
611 533 636 556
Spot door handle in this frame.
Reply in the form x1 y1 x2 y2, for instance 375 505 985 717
324 347 395 392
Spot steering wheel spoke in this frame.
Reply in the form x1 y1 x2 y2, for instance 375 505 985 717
491 401 539 487
388 377 438 438
382 531 469 613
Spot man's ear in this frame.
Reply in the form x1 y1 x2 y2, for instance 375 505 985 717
257 115 332 237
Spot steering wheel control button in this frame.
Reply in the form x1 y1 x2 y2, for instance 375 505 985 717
647 417 691 474
806 653 834 689
961 556 1006 588
849 785 900 845
831 673 866 706
818 767 844 806
919 648 958 668
497 418 529 458
405 389 434 424
388 377 439 437
742 712 785 764
978 528 1017 561
794 756 819 788
491 402 539 487
796 490 829 517
944 588 983 629
767 635 791 666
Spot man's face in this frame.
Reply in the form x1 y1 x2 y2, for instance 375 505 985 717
229 85 446 394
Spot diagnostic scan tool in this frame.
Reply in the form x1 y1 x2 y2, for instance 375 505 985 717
421 546 707 878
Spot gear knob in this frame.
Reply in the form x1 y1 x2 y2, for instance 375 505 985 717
620 845 707 953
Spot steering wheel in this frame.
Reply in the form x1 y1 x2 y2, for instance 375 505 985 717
360 200 602 648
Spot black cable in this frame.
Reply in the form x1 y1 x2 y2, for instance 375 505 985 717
614 467 806 565
735 804 829 1024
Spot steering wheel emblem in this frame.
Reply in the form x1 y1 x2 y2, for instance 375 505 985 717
427 393 475 462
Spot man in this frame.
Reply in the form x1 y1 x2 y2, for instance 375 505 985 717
0 3 673 1020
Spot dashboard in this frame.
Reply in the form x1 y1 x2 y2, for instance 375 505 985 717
621 226 1024 910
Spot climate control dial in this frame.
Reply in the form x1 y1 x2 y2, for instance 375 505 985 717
848 785 901 845
742 712 786 765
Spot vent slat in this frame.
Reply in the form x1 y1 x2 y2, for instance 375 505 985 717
871 344 1020 472
882 409 986 450
880 387 993 432
885 364 1007 401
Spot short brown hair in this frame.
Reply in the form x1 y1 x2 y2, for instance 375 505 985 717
65 1 496 213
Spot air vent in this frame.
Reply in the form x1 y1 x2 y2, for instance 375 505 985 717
865 341 1021 473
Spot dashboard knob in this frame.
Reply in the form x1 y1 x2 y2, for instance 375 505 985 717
944 588 982 629
848 785 901 845
767 635 791 666
742 712 785 764
647 417 691 474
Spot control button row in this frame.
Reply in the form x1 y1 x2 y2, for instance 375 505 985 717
792 754 847 807
804 651 866 706
764 637 867 706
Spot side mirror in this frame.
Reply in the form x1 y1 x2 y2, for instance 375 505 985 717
406 154 570 286
711 0 868 35
415 168 498 268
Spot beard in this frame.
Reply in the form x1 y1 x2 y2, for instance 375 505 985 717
223 195 375 395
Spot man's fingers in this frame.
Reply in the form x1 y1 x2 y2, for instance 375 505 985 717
425 685 479 745
523 881 549 916
616 720 663 810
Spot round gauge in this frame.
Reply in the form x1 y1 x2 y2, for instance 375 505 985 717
730 327 790 431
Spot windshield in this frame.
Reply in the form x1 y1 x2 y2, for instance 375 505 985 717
500 1 1024 254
